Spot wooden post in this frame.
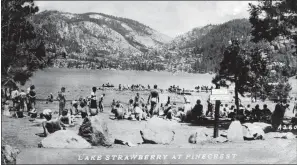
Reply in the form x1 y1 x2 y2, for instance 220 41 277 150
214 100 221 138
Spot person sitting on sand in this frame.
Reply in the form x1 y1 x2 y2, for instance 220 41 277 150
134 93 144 108
141 103 149 119
191 99 203 120
89 87 99 116
134 103 143 121
112 101 124 119
70 100 79 116
180 97 192 122
78 99 88 118
262 104 272 122
159 103 165 116
111 99 116 113
41 109 68 137
59 109 74 125
165 96 171 107
2 101 11 117
252 104 262 122
147 85 160 117
126 99 134 117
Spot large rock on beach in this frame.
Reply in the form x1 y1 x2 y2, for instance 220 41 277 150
1 145 20 164
140 128 175 144
188 128 211 144
227 121 244 142
41 130 91 148
242 123 265 140
78 116 112 147
140 117 176 144
253 122 274 133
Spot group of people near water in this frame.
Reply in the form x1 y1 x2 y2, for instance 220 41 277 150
2 85 37 118
2 82 297 137
118 84 152 91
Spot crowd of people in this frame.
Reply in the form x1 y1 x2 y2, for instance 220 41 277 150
2 83 297 137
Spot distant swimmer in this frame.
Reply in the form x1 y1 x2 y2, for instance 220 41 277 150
147 85 160 117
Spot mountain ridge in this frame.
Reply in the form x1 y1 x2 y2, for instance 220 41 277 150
31 11 296 75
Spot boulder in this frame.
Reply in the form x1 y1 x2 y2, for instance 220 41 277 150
242 123 265 140
41 130 91 148
1 145 20 164
78 116 112 147
188 128 211 144
227 121 244 142
140 128 175 144
140 117 176 144
253 122 274 133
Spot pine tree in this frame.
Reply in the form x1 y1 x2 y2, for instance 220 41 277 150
249 0 297 55
2 0 52 85
212 39 268 111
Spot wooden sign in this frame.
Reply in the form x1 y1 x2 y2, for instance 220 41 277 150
209 94 231 101
211 89 228 95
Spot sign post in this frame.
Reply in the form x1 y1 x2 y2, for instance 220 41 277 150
210 88 230 138
214 100 221 138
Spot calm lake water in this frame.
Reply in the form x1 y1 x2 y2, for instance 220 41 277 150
22 68 214 100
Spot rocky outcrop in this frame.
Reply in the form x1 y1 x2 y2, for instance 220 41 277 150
41 130 91 148
1 145 20 165
78 116 112 147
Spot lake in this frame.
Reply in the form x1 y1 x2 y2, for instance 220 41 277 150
22 68 215 100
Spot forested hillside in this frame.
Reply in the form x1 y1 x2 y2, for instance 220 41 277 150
31 11 297 75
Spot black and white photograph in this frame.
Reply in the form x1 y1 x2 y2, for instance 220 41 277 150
1 0 297 164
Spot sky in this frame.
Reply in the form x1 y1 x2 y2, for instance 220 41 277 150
35 1 257 38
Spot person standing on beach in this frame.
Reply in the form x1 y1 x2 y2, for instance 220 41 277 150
89 87 98 116
28 85 36 112
147 85 159 117
57 87 66 116
99 93 105 112
271 100 287 130
19 90 27 112
11 87 19 108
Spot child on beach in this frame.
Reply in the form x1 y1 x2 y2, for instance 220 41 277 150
99 93 105 112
